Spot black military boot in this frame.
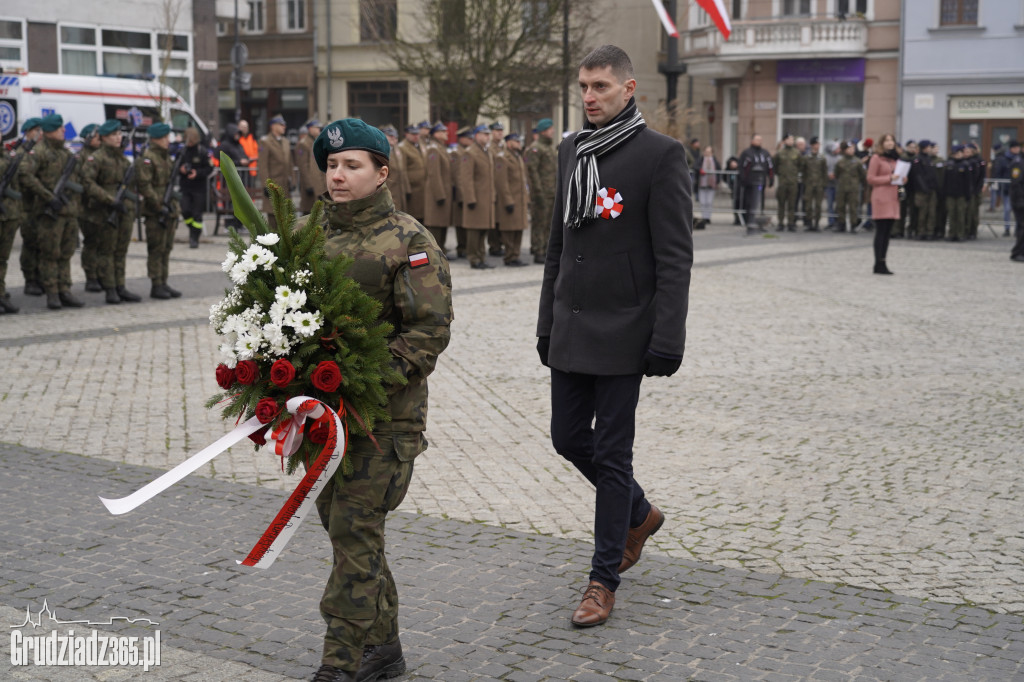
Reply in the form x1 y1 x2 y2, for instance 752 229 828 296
164 282 182 298
59 291 85 307
85 278 103 292
355 638 405 681
105 289 121 304
311 664 355 682
117 286 142 303
24 281 44 296
189 227 201 249
0 293 19 314
46 293 62 310
150 282 171 300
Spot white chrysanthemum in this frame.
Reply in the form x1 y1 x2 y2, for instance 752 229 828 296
275 285 307 311
242 244 278 270
268 301 287 324
219 342 238 368
268 336 293 357
221 251 239 273
292 269 312 286
262 321 286 347
235 330 263 359
229 259 256 285
256 233 280 246
285 310 322 337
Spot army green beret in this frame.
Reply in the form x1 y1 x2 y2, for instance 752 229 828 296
148 122 171 139
21 117 42 133
535 118 553 133
40 114 64 133
80 123 99 139
313 118 390 172
98 119 123 137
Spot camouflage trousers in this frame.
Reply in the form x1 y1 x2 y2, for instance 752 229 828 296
946 197 967 240
314 432 421 672
914 193 936 239
19 212 39 283
0 218 18 297
95 209 135 289
835 187 861 229
37 213 79 294
144 215 177 283
804 184 824 224
776 181 798 226
530 197 553 258
79 216 101 281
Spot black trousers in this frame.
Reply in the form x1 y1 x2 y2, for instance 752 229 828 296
874 218 894 265
550 369 650 592
1011 206 1024 259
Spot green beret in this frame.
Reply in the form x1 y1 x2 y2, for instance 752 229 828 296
21 118 42 133
80 123 99 139
535 118 553 133
313 118 390 172
148 122 171 139
40 114 64 133
98 119 122 136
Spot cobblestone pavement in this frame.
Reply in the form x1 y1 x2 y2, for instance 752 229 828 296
1 210 1023 679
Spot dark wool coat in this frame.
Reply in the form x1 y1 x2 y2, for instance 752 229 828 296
537 127 693 375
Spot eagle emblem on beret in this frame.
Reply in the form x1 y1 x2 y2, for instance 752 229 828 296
327 127 344 148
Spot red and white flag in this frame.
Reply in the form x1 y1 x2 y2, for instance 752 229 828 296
650 0 678 38
697 0 732 40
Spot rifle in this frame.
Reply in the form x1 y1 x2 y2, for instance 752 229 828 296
43 153 83 218
159 151 186 228
0 138 36 216
106 162 137 226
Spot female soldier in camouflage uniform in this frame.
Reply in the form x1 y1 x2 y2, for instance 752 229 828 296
306 119 453 682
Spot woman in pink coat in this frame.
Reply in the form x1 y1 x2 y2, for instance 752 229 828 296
867 133 906 274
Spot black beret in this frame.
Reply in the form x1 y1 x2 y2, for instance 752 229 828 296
313 118 390 172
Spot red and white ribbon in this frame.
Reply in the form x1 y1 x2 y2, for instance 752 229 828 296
99 396 347 570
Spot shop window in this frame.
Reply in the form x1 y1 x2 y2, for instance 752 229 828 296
940 0 977 26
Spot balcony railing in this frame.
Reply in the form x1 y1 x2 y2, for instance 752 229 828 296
682 18 867 59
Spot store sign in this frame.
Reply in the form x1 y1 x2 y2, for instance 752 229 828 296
949 95 1024 119
776 58 865 84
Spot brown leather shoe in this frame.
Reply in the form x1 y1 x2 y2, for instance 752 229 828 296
618 504 665 573
571 580 615 627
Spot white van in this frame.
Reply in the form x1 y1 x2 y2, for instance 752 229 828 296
0 71 208 144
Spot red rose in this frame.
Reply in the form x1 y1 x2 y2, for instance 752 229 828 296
236 360 259 385
311 361 342 393
215 364 236 390
255 398 281 424
307 417 331 445
270 359 296 388
248 426 268 445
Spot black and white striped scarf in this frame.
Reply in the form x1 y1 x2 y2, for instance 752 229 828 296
563 97 646 230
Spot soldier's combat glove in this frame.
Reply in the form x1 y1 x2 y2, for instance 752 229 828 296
641 349 682 377
505 204 514 214
536 336 550 367
48 197 64 213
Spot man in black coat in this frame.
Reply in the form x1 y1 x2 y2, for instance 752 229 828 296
738 134 774 232
536 44 693 628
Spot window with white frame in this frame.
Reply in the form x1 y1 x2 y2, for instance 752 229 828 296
243 0 266 34
780 83 863 145
280 0 307 32
0 18 26 68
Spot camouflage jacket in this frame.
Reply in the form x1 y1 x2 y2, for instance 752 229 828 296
525 135 557 206
317 184 453 439
0 145 26 222
136 146 179 218
80 143 134 214
834 156 866 191
773 146 803 185
803 152 828 189
19 137 77 216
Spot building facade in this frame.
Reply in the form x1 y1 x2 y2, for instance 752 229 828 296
900 0 1024 157
677 0 899 159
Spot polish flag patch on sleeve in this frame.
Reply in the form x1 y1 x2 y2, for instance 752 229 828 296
409 251 429 268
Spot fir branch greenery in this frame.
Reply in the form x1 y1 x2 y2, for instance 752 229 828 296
207 153 405 475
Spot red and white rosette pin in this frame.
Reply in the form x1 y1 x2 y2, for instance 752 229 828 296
595 187 623 219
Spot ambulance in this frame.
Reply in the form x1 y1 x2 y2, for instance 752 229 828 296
0 70 208 144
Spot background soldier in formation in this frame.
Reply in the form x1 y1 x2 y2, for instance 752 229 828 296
909 140 938 240
487 122 506 257
493 132 529 267
295 119 326 214
525 118 557 263
77 124 105 291
136 123 181 300
81 119 140 304
0 120 37 314
834 141 866 232
774 133 802 231
257 114 292 229
458 124 496 269
802 137 827 231
19 114 84 310
944 145 969 242
422 122 452 253
452 127 473 259
17 118 44 296
398 125 426 222
380 126 411 213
